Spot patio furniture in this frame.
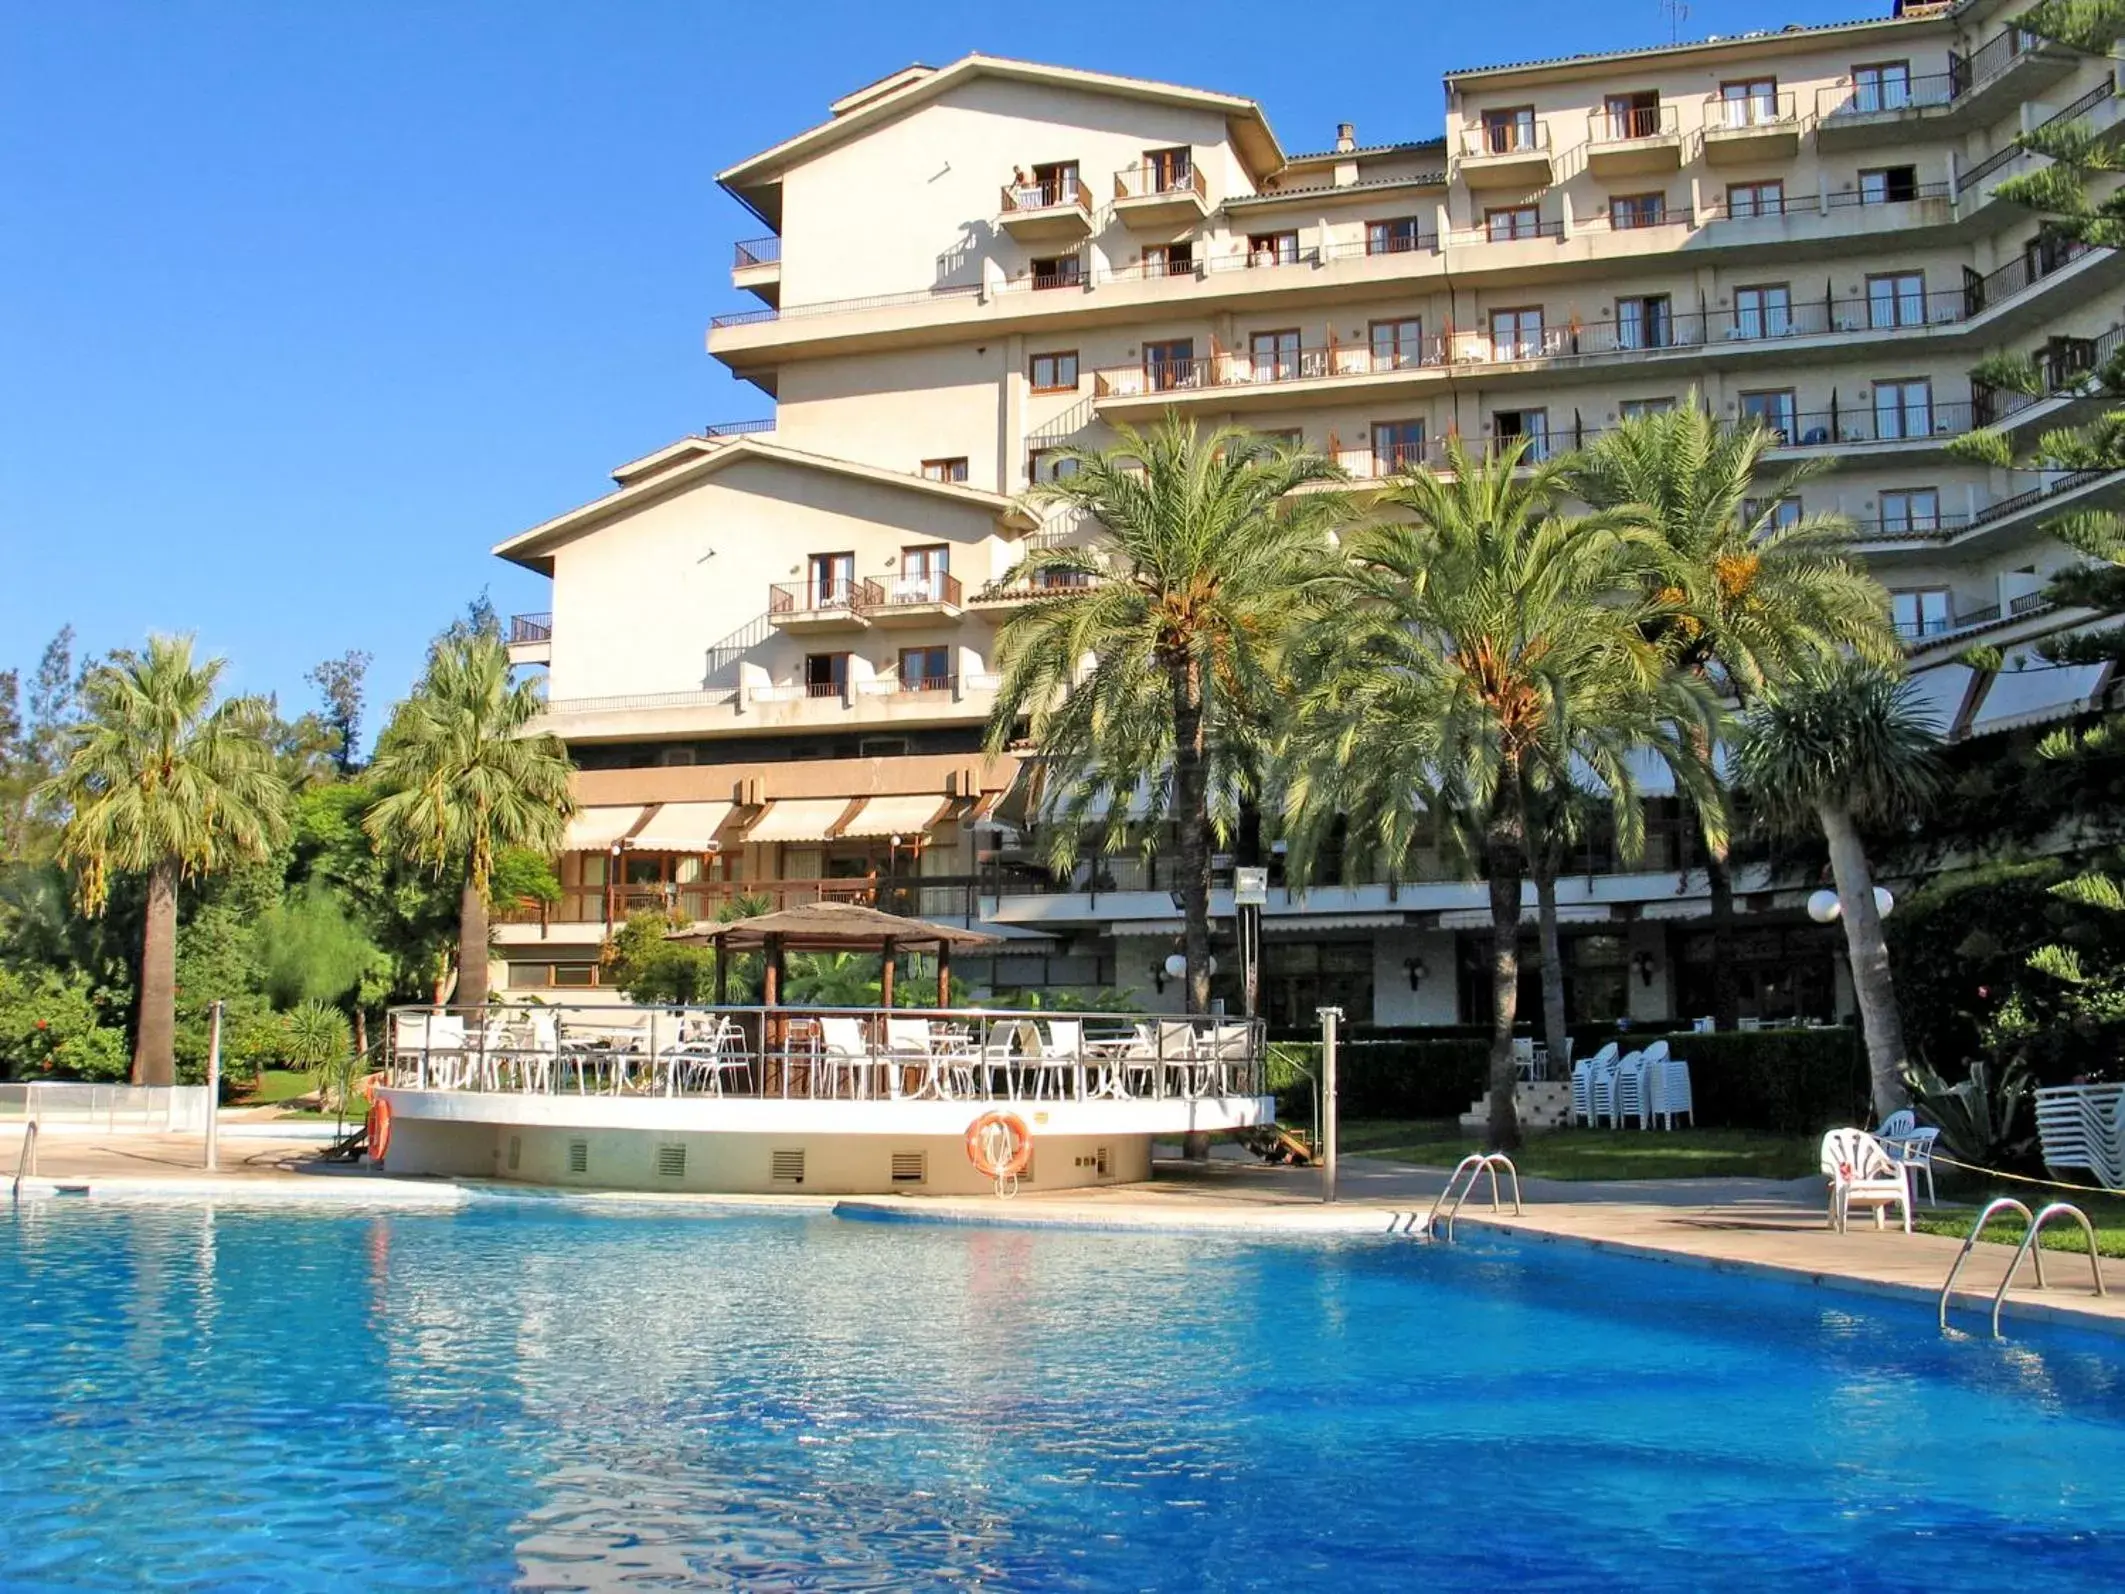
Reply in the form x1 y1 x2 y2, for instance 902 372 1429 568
1571 1042 1619 1125
1646 1055 1693 1130
1589 1047 1628 1126
1611 1050 1651 1130
2035 1084 2125 1188
818 1016 876 1098
1821 1128 1912 1233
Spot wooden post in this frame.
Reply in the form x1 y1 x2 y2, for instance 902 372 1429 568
937 939 952 1006
714 939 729 1005
763 934 782 1006
880 938 897 1009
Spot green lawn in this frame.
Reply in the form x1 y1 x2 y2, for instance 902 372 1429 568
1334 1119 1818 1181
1914 1189 2125 1260
244 1069 318 1106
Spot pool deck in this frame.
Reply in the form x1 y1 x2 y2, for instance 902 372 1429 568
6 1124 2120 1334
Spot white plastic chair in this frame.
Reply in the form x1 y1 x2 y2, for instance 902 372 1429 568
818 1016 875 1098
1025 1021 1080 1100
1571 1042 1618 1126
1821 1128 1912 1233
1589 1047 1628 1126
1647 1056 1693 1130
1611 1050 1650 1130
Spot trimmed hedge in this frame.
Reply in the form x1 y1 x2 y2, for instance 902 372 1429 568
1270 1038 1489 1121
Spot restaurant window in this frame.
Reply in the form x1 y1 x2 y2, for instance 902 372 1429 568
1481 105 1538 152
1031 253 1083 290
1610 192 1666 230
1571 935 1631 1025
1029 350 1079 392
920 457 969 483
1727 180 1785 218
1248 230 1300 266
1734 284 1792 339
1485 204 1542 242
1366 216 1424 255
1860 165 1920 204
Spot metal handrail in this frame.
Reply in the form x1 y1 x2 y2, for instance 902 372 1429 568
1426 1152 1523 1242
1939 1197 2040 1328
1991 1203 2108 1337
11 1120 36 1199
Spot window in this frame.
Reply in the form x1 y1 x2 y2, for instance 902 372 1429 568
1852 61 1912 113
1485 204 1542 242
1143 145 1193 192
1027 160 1079 207
804 652 849 698
808 552 854 607
1880 489 1941 535
1867 271 1926 328
898 545 949 602
1493 408 1550 460
1617 294 1673 350
1889 587 1952 638
1028 448 1082 484
1490 307 1544 361
1719 77 1780 127
1742 496 1803 530
1255 428 1303 450
1860 165 1920 204
1143 241 1194 277
898 646 953 692
1603 90 1663 140
1734 284 1792 339
920 457 968 483
1726 180 1785 218
1366 216 1424 255
1619 397 1676 419
1030 253 1082 290
1143 338 1196 391
1740 389 1797 442
1029 351 1078 392
1249 328 1302 383
1610 193 1667 230
1482 105 1538 152
1369 317 1425 371
1373 419 1426 473
1873 378 1933 440
1248 230 1300 266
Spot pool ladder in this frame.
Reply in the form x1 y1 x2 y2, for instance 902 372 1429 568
1404 1153 1522 1243
10 1121 36 1200
1938 1196 2107 1338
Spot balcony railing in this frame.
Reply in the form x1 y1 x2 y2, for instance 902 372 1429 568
769 578 885 615
732 236 781 268
1461 120 1550 157
497 874 995 930
1001 176 1092 215
1113 161 1206 202
1587 104 1680 143
1958 79 2115 195
509 612 553 645
1704 90 1799 130
703 417 776 438
1959 25 2050 90
1849 510 1974 544
1755 401 1976 448
1817 73 1962 120
878 570 963 608
973 569 1097 601
894 672 957 694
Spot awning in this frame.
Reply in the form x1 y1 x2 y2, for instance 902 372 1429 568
837 794 950 840
628 800 734 852
1967 655 2113 738
1905 661 1978 739
741 797 856 845
1110 918 1188 936
562 806 644 851
1640 898 1710 921
1264 913 1407 933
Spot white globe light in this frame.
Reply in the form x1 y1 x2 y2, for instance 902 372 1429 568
1164 953 1188 979
1806 889 1842 924
1873 886 1895 919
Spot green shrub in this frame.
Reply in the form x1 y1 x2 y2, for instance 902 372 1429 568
1656 1027 1868 1134
1271 1037 1491 1121
0 967 130 1082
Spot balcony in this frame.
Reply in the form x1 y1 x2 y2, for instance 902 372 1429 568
999 175 1094 243
1112 160 1209 228
1954 25 2082 125
1585 105 1683 177
1091 340 1441 418
1700 92 1802 165
731 236 781 307
1456 120 1553 189
1814 73 1962 150
1758 399 1976 453
507 612 552 666
767 578 883 635
867 570 964 627
968 569 1098 617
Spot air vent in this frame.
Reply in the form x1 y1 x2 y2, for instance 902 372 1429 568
771 1148 806 1185
506 1135 521 1172
890 1151 927 1184
656 1144 687 1179
567 1139 589 1175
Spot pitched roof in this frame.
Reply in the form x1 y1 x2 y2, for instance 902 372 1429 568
1443 10 1945 82
494 436 1037 574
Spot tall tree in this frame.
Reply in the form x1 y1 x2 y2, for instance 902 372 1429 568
1572 402 1894 1027
985 417 1347 1016
36 636 290 1084
1283 437 1719 1149
1733 657 1943 1119
306 649 373 775
363 634 573 1010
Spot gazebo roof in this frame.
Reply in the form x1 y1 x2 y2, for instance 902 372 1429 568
665 900 1000 952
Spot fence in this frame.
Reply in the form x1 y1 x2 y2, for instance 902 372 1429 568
0 1083 212 1133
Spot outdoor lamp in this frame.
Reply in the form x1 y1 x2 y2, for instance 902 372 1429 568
1403 957 1428 991
1632 950 1656 987
1806 886 1895 924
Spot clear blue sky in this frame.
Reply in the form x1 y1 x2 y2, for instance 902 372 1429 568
0 0 1875 745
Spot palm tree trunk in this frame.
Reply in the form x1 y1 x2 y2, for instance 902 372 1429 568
1705 839 1741 1032
1817 802 1911 1120
1171 660 1213 1160
1532 856 1570 1074
1484 784 1528 1152
133 858 180 1087
455 873 491 1013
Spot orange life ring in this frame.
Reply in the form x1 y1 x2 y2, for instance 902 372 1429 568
366 1096 393 1164
357 1071 384 1103
965 1111 1032 1179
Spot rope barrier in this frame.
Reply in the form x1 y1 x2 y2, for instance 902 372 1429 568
1927 1151 2123 1201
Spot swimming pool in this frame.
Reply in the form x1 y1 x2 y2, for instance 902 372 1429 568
3 1201 2123 1592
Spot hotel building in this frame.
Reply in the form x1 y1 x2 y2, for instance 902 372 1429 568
492 0 2122 1032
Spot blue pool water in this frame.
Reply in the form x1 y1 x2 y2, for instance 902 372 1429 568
4 1202 2125 1592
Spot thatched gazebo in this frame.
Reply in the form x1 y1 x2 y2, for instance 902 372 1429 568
665 900 999 1008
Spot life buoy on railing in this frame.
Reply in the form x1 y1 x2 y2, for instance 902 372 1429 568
965 1111 1032 1192
366 1096 393 1165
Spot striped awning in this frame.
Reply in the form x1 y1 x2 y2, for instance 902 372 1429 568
837 794 950 840
1263 913 1406 933
1905 660 1979 739
741 797 855 845
628 801 733 852
562 806 644 851
1967 656 2113 738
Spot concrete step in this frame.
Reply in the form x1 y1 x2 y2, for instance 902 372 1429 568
1460 1082 1574 1133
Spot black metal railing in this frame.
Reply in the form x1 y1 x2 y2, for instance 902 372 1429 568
703 417 776 438
509 612 553 644
732 237 781 268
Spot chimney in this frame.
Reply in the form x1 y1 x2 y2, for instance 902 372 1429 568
1335 122 1357 152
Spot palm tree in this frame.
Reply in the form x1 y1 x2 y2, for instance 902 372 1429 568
985 416 1348 1015
1732 656 1942 1120
1572 402 1894 1027
364 635 573 1011
39 636 289 1085
1282 437 1720 1149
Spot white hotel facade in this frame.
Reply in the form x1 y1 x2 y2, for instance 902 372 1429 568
491 0 2122 1032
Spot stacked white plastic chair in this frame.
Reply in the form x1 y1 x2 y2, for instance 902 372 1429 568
1610 1050 1650 1129
2034 1083 2125 1189
1572 1042 1619 1126
1647 1054 1694 1130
